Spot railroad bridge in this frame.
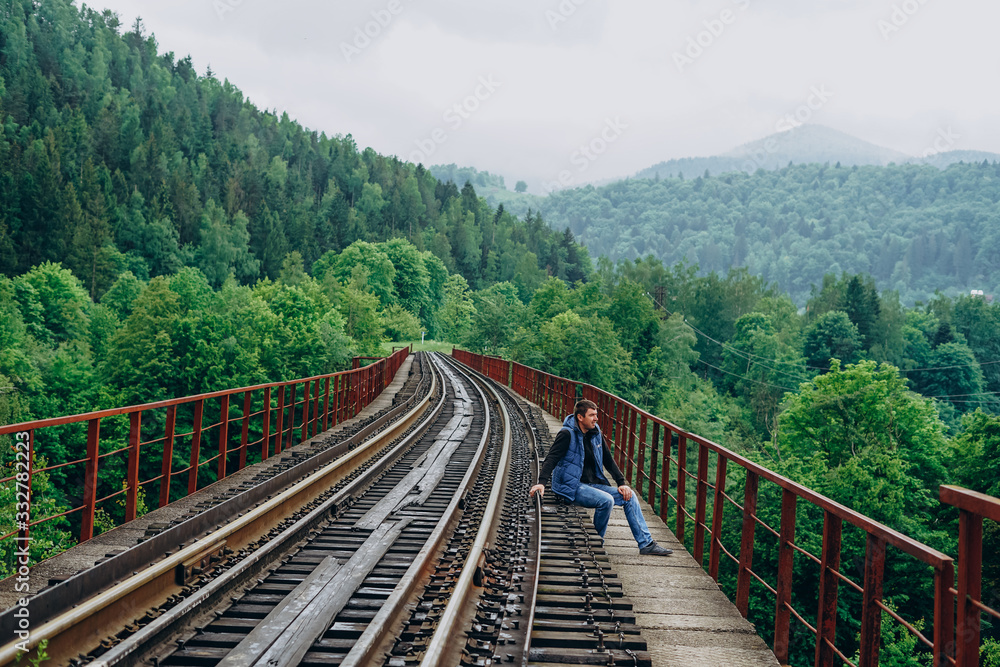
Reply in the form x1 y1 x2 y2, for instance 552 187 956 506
0 349 995 666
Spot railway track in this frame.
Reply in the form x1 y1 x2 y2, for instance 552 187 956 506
2 353 656 667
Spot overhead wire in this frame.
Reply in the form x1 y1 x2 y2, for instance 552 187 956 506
682 318 1000 376
681 319 815 384
695 359 798 392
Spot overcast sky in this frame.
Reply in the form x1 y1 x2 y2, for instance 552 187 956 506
95 0 1000 193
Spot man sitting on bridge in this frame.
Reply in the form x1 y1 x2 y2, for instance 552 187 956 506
529 399 673 556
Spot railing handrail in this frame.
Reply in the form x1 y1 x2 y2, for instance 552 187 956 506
0 366 381 435
1 346 411 551
452 347 981 667
453 350 951 569
578 381 953 568
941 485 1000 523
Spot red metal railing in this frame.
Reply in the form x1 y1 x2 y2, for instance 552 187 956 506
0 347 410 547
940 486 1000 667
453 349 1000 667
452 349 513 388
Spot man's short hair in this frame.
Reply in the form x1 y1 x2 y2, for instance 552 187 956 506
575 399 598 417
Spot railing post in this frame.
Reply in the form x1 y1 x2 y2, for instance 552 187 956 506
708 454 727 581
322 377 331 432
774 488 797 664
626 409 638 487
735 470 758 617
80 419 101 542
286 383 298 448
858 534 886 667
239 390 251 470
188 399 204 494
648 421 660 508
660 428 672 524
955 508 983 667
636 416 648 499
676 434 687 543
312 377 321 438
262 387 271 461
816 511 843 667
301 380 311 444
693 442 709 565
217 394 229 480
125 411 142 522
335 375 343 426
159 406 176 508
274 386 285 455
935 562 955 667
350 374 358 418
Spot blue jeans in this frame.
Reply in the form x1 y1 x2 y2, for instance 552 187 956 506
572 483 652 549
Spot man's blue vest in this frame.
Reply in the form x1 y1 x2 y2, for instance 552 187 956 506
551 414 608 501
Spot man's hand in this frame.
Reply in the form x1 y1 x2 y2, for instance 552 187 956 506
529 484 545 498
618 485 633 502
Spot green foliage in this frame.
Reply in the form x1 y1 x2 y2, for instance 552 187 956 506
316 241 397 306
776 360 949 533
437 274 475 343
100 271 145 319
532 311 635 393
983 639 1000 667
951 410 1000 496
803 311 862 369
722 312 805 438
533 161 1000 305
194 201 260 287
466 283 525 354
13 262 90 344
602 280 659 366
852 605 932 667
0 0 589 301
381 305 421 341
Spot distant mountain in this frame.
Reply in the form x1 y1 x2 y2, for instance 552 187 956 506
433 128 1000 244
636 125 914 179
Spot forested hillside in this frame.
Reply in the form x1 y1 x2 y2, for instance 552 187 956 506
0 0 588 300
539 161 1000 304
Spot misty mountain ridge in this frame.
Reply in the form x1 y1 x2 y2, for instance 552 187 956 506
431 125 1000 212
636 124 1000 180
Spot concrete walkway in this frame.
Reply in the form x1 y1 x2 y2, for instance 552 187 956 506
537 409 780 667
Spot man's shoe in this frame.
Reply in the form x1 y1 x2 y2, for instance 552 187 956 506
639 541 673 556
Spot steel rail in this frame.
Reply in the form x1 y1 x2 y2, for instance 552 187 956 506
510 389 542 667
337 353 498 667
0 356 440 667
419 354 514 667
470 368 545 667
